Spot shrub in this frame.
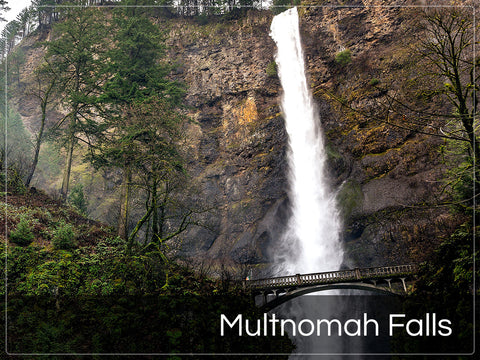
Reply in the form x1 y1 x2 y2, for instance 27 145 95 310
266 61 277 77
68 184 88 215
335 49 352 66
9 216 34 246
369 78 380 86
52 221 76 250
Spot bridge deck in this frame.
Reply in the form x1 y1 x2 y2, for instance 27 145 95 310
246 264 418 291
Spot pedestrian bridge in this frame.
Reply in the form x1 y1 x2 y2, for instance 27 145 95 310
244 264 418 311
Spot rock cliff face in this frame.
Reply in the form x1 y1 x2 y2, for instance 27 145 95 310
164 12 290 263
166 4 457 268
14 3 459 269
296 4 455 267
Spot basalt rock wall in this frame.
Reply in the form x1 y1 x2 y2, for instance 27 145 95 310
167 2 457 267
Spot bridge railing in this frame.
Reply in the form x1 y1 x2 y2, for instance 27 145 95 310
246 264 418 290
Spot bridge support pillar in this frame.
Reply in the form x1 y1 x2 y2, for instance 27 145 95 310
296 274 302 285
400 278 407 292
261 291 267 307
272 289 278 299
385 279 392 288
372 280 377 286
355 268 361 280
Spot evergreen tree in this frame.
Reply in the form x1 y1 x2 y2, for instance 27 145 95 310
1 20 20 54
16 7 36 38
44 3 106 200
0 0 9 23
31 0 61 30
91 0 185 243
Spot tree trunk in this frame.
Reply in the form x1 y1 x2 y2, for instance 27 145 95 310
127 203 154 250
25 103 47 187
60 135 74 201
118 167 131 240
151 178 158 243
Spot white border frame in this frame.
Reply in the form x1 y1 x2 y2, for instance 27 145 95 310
2 2 476 357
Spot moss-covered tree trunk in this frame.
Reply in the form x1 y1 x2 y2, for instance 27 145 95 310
60 126 75 201
25 106 46 188
118 166 131 240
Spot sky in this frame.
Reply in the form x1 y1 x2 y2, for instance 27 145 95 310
1 0 33 33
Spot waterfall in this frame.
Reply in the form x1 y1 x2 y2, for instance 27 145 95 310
270 7 343 275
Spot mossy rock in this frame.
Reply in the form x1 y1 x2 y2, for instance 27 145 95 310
337 180 364 219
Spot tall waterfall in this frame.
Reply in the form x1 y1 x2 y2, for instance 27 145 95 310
270 7 343 275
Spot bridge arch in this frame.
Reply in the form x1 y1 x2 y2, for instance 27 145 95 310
246 264 418 311
257 283 399 312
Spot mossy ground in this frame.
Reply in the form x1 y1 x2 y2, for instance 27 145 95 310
1 187 294 355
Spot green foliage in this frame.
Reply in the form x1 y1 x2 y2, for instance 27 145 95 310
441 139 477 216
369 78 380 86
99 5 180 107
9 215 35 246
392 135 477 353
266 60 277 77
2 231 295 354
86 5 189 246
52 220 76 250
7 47 26 85
337 180 364 219
45 5 107 199
392 221 476 353
2 168 27 194
68 183 88 215
335 49 352 66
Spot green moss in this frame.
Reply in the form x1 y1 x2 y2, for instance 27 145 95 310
325 144 342 160
266 61 277 77
335 49 352 66
337 180 364 219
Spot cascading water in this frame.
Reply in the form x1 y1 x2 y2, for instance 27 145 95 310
270 7 343 276
269 8 353 357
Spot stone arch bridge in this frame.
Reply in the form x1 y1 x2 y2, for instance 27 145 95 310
244 264 418 311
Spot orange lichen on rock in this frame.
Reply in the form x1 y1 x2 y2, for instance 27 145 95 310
234 97 258 126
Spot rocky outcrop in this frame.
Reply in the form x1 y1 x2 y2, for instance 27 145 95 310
164 12 290 263
296 3 456 267
169 4 456 267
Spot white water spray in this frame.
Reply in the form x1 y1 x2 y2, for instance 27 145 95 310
270 7 343 275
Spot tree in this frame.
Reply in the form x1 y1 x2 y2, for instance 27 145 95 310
91 0 185 241
25 61 58 187
0 106 33 183
120 98 189 252
7 47 25 85
418 8 479 165
382 7 480 211
16 7 36 38
31 0 61 30
331 7 478 202
0 0 9 23
377 8 479 178
44 4 106 200
1 20 20 55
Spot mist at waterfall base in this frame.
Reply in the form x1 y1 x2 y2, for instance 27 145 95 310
267 8 377 356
